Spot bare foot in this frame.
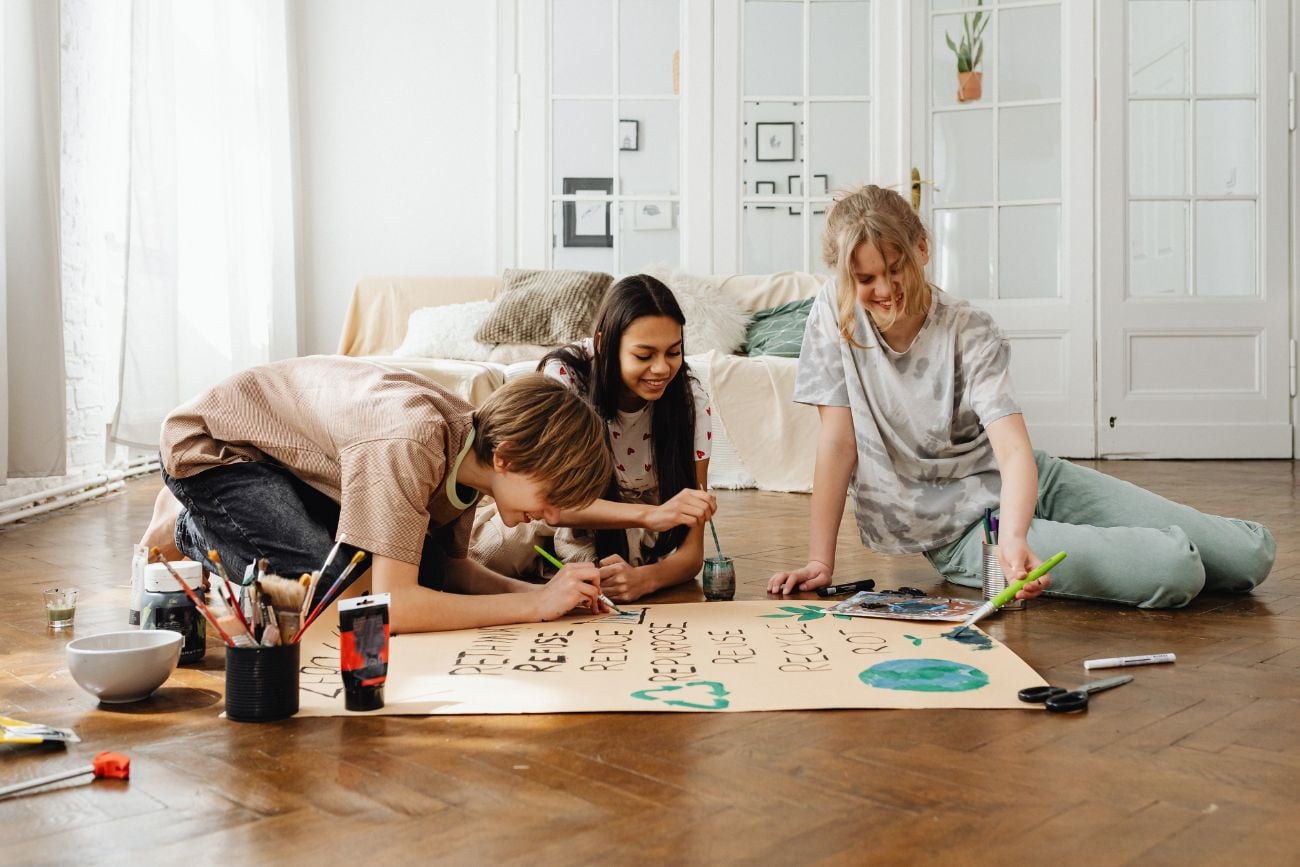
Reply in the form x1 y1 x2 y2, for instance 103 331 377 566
139 486 184 560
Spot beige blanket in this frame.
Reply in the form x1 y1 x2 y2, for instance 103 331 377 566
708 351 819 493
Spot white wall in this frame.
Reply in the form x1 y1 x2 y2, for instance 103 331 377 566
294 0 499 355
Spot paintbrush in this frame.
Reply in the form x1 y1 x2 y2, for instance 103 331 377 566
257 574 307 643
303 535 345 620
150 548 236 647
205 549 253 633
295 550 367 642
533 545 623 615
708 520 725 559
950 551 1067 637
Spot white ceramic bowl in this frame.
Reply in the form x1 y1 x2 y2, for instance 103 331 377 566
66 630 182 703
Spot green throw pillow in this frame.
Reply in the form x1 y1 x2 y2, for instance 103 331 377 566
742 297 814 357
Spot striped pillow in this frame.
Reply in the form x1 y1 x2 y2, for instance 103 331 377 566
475 269 612 345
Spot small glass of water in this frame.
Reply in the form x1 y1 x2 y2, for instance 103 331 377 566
702 556 736 601
44 587 78 629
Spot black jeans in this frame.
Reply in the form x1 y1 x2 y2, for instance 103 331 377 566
163 461 446 609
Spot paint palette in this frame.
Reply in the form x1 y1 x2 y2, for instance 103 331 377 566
828 591 984 622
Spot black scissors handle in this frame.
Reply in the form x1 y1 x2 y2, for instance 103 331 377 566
1045 690 1090 713
1021 674 1134 713
1018 685 1068 703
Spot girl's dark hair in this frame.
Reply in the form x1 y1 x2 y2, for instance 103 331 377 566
540 274 698 559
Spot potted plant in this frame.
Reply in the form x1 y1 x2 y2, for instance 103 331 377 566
944 1 988 103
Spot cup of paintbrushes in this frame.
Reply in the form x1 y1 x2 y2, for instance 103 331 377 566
224 643 300 722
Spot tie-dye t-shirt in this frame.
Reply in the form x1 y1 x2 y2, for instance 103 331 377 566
794 280 1021 554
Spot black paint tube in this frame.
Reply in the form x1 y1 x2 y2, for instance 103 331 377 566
339 593 390 712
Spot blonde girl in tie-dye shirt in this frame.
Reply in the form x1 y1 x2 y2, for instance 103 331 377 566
769 185 1273 608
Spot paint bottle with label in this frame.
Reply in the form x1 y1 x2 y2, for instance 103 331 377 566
128 544 149 626
140 561 207 663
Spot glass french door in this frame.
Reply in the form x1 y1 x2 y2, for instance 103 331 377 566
912 0 1096 458
1097 0 1291 458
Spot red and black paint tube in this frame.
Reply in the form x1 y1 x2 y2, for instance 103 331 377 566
339 593 390 712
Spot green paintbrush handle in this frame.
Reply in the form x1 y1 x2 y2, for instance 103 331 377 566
990 551 1067 609
534 545 565 571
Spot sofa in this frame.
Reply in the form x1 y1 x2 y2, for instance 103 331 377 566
336 270 825 492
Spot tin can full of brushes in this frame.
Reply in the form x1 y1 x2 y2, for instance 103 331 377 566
225 643 300 722
982 544 1026 611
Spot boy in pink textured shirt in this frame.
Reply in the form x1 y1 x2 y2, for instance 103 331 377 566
142 359 614 633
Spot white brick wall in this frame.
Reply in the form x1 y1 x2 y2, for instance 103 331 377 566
0 0 132 509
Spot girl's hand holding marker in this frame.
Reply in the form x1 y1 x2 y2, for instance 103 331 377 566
995 535 1051 600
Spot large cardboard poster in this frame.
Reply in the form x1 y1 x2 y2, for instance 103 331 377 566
295 601 1048 716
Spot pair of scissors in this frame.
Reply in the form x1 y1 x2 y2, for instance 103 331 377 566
1018 674 1133 713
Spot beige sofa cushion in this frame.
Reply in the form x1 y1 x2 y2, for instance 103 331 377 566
717 271 824 313
475 269 612 345
338 276 501 356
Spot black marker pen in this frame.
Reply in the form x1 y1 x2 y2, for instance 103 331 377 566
816 578 876 597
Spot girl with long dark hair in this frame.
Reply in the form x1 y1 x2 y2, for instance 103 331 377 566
471 274 717 602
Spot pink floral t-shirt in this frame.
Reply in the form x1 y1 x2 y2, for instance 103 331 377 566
543 338 713 495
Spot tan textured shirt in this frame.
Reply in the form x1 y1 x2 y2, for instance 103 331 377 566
161 356 480 564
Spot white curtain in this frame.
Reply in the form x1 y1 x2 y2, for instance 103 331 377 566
2 0 67 481
110 0 297 449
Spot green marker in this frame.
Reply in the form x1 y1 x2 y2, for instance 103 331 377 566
951 551 1067 637
533 545 624 615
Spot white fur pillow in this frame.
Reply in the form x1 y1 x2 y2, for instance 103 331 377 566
644 265 751 355
393 300 495 361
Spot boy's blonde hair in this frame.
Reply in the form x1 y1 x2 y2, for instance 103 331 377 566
822 184 932 347
473 374 613 510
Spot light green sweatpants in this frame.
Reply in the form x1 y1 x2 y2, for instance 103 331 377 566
924 452 1275 609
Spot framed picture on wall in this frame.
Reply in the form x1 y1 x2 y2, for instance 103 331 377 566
755 180 777 210
619 119 639 151
755 122 796 161
788 175 803 216
812 173 829 214
562 177 614 248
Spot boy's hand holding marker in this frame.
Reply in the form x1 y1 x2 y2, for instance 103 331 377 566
533 562 609 621
532 545 621 619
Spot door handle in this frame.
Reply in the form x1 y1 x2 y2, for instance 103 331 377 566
911 167 936 211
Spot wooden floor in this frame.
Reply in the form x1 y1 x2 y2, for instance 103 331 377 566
2 462 1298 865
